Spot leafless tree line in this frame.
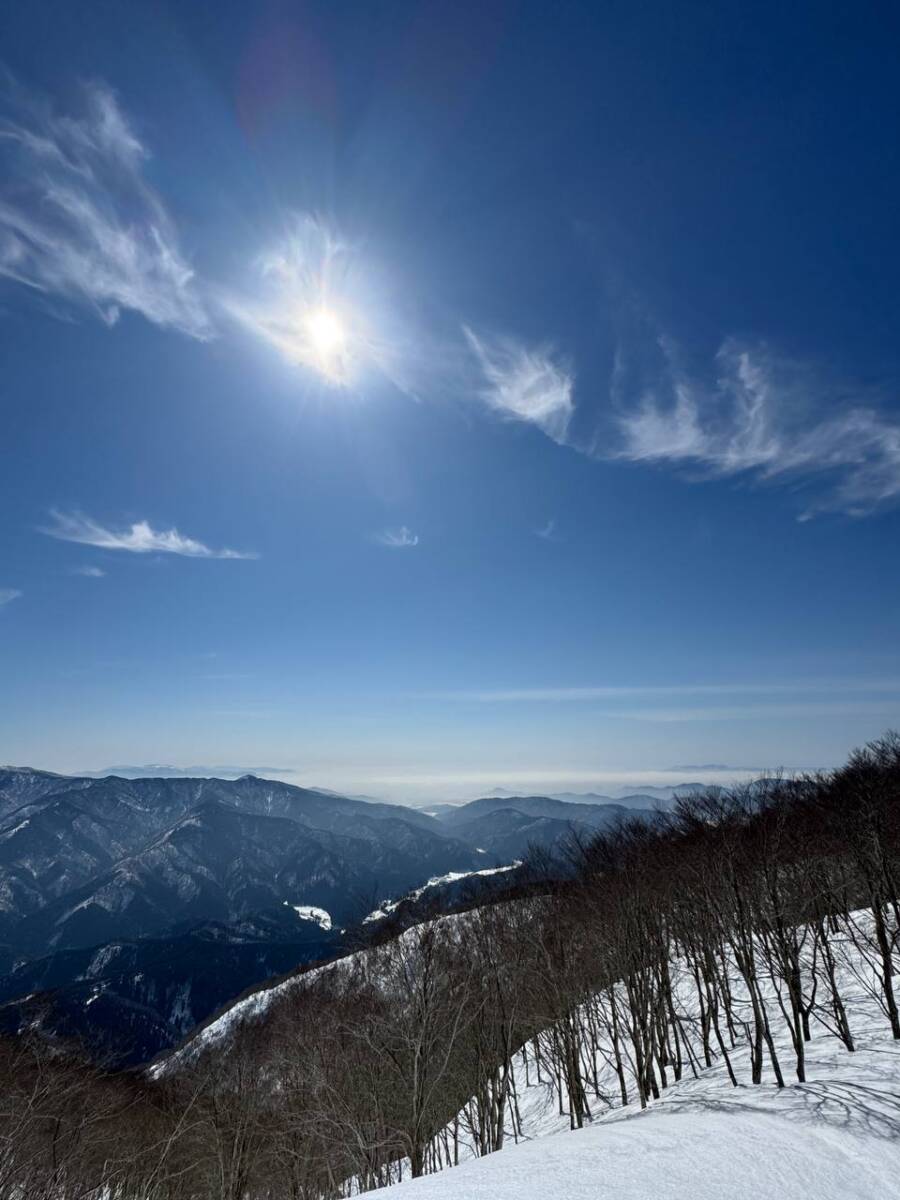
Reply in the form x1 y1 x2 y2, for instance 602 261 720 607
0 733 897 1199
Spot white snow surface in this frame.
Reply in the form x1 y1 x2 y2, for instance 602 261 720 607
368 1095 899 1200
0 818 30 839
284 902 332 930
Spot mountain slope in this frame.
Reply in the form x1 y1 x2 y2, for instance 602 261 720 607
0 769 653 1065
436 794 649 828
154 899 900 1200
0 771 481 961
0 769 490 1058
364 919 900 1200
0 767 97 817
9 799 482 958
433 795 651 859
0 920 339 1065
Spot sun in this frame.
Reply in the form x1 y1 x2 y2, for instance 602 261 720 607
305 307 345 356
298 306 352 384
270 299 359 385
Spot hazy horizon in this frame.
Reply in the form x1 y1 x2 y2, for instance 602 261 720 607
6 756 828 806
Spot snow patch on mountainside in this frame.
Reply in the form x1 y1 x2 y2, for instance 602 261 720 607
284 902 332 930
0 818 31 840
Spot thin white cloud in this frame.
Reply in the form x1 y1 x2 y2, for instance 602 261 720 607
616 339 900 517
0 588 22 606
535 517 556 540
41 510 257 560
464 326 574 443
429 678 900 702
70 565 106 577
609 700 900 723
375 525 419 548
0 77 211 338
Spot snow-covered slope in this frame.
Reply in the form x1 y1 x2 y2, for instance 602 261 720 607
364 911 900 1199
370 1006 900 1200
155 896 900 1199
369 1089 899 1200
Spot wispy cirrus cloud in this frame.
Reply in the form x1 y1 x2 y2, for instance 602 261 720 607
429 678 900 702
70 564 106 578
3 78 896 528
535 517 557 540
0 588 22 607
458 319 900 520
615 338 900 518
463 326 574 443
41 510 257 559
375 525 419 548
0 76 211 338
424 678 900 723
608 700 900 723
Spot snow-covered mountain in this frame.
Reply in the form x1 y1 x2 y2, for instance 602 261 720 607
0 768 490 1059
0 768 635 1062
0 770 480 955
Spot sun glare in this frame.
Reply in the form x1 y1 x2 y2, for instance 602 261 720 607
296 306 351 384
306 307 345 355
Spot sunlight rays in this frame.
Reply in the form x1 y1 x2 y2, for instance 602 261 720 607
220 214 372 389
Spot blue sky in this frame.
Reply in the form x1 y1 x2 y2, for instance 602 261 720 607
2 0 899 798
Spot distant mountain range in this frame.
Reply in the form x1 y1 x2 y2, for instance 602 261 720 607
0 768 666 1064
82 764 297 779
432 794 654 859
424 785 710 812
79 769 740 802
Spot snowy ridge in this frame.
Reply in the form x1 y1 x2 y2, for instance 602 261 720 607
362 862 522 925
149 966 324 1075
152 914 467 1075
